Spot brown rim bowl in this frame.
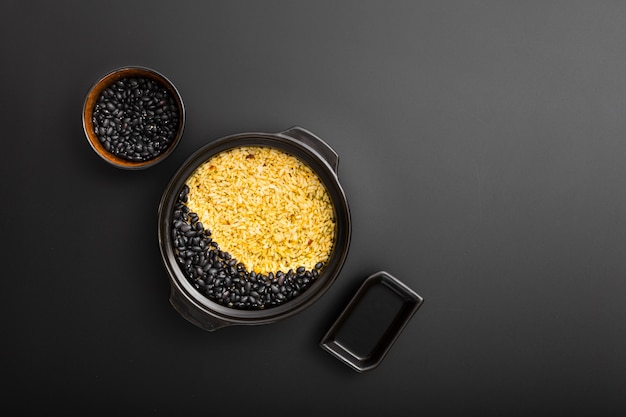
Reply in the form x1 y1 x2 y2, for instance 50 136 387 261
82 66 185 169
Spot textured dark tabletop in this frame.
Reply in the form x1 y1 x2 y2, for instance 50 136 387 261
3 1 625 415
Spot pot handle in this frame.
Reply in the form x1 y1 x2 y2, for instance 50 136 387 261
169 284 229 331
280 126 339 175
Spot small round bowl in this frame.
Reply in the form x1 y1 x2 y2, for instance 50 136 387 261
82 66 185 169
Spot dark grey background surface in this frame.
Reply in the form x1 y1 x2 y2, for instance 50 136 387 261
2 1 625 415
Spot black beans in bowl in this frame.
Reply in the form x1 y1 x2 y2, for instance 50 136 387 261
82 66 185 169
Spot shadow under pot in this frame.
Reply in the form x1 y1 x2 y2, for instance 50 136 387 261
157 126 351 331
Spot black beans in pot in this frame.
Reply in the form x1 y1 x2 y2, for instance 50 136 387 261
171 185 325 310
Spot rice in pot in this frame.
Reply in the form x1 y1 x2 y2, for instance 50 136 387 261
184 146 336 275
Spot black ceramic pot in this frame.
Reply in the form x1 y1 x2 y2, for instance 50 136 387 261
158 126 351 331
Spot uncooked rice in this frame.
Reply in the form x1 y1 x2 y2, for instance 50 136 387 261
185 146 336 275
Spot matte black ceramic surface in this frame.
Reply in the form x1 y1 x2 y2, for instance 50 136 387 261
320 271 424 372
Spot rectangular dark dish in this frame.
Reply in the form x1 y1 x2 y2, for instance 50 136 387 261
320 271 424 372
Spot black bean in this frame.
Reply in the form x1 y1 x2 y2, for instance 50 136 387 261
92 76 179 162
